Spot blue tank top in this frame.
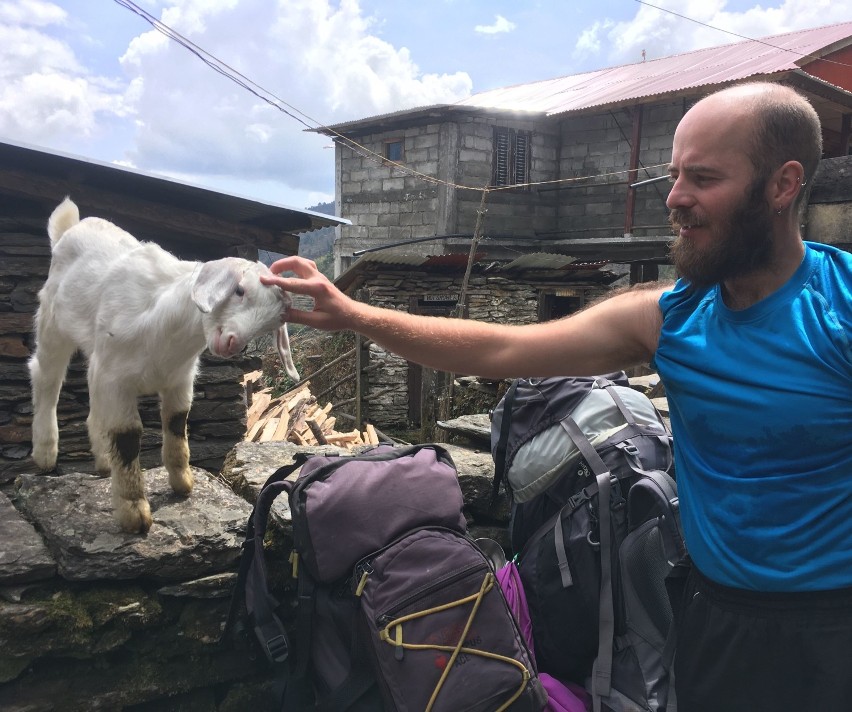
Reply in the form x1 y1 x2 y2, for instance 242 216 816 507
653 242 852 591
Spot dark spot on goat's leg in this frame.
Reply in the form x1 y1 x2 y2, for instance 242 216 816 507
167 411 188 438
111 427 142 467
108 427 152 534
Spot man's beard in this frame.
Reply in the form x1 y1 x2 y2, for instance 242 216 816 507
668 180 774 289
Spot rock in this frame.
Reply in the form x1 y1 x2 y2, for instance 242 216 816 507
436 413 492 444
13 468 252 581
439 444 509 523
0 490 56 584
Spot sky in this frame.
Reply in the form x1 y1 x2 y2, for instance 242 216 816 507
1 0 849 212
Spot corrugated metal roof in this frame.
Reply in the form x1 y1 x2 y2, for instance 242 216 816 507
455 22 852 116
502 252 579 270
333 250 617 292
319 22 852 136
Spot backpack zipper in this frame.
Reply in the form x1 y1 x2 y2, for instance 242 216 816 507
374 560 488 628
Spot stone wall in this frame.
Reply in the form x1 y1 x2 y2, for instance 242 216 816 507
556 103 680 238
804 155 852 249
0 440 505 711
0 220 257 482
336 122 444 273
452 116 561 240
334 115 564 273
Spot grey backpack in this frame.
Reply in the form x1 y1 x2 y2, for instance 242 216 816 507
228 443 548 711
491 376 685 711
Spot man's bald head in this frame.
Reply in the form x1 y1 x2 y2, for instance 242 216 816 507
687 83 822 211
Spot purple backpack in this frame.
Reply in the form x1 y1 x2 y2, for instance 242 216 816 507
228 444 548 711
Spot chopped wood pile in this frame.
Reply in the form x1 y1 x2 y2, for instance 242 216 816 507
242 371 380 449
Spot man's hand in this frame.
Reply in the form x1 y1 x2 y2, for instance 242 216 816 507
260 256 354 331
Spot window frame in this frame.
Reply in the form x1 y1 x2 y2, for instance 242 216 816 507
491 127 531 191
383 138 404 164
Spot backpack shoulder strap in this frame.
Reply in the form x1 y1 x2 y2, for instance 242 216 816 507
599 379 637 425
491 379 520 503
223 456 308 664
558 415 617 710
592 469 615 710
628 469 686 566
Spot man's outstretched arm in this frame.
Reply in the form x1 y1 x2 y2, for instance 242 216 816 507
262 256 669 380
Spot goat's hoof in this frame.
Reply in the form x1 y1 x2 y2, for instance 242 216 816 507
169 468 194 496
31 443 58 472
115 499 153 535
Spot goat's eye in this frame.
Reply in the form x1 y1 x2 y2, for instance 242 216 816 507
235 285 245 297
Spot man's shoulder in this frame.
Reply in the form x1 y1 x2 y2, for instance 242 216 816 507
805 241 852 267
804 241 852 293
657 278 712 316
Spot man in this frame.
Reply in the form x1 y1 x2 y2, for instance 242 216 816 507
262 82 852 710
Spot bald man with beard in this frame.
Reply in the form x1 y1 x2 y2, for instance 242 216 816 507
263 82 852 711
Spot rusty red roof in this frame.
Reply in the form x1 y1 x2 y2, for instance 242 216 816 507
455 21 852 116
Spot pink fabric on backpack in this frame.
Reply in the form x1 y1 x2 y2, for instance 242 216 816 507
497 561 591 712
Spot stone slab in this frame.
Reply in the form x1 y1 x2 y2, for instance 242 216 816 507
0 490 56 584
14 467 252 582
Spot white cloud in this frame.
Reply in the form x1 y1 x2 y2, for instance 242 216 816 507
474 15 517 35
117 0 472 193
0 0 66 26
0 0 473 207
0 7 129 148
575 0 849 65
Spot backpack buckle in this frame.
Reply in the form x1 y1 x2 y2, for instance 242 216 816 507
260 631 290 664
567 488 591 511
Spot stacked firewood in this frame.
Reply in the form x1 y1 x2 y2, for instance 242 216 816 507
242 371 380 449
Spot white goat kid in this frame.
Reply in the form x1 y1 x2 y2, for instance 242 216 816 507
29 198 299 534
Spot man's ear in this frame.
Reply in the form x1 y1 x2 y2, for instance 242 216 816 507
769 160 805 208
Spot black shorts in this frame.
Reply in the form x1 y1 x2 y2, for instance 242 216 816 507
671 564 852 712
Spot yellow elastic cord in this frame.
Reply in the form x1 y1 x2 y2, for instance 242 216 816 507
355 570 369 597
377 573 531 712
289 550 299 579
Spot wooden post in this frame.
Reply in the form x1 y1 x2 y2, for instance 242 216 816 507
630 261 659 284
420 367 437 443
623 103 644 237
456 189 489 318
354 333 369 431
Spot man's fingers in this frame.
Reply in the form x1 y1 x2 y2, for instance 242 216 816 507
260 273 317 296
268 256 317 277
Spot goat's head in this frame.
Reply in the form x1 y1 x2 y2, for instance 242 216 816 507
191 257 299 380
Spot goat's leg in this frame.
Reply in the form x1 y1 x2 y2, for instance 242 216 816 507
87 410 111 474
160 385 194 497
86 364 111 474
90 377 152 534
29 322 76 471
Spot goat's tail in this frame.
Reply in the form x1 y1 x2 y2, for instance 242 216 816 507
47 197 80 246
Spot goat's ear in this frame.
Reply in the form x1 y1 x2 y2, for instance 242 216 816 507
276 324 300 381
191 260 242 313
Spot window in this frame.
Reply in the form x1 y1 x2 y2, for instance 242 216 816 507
384 139 403 162
492 127 531 189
